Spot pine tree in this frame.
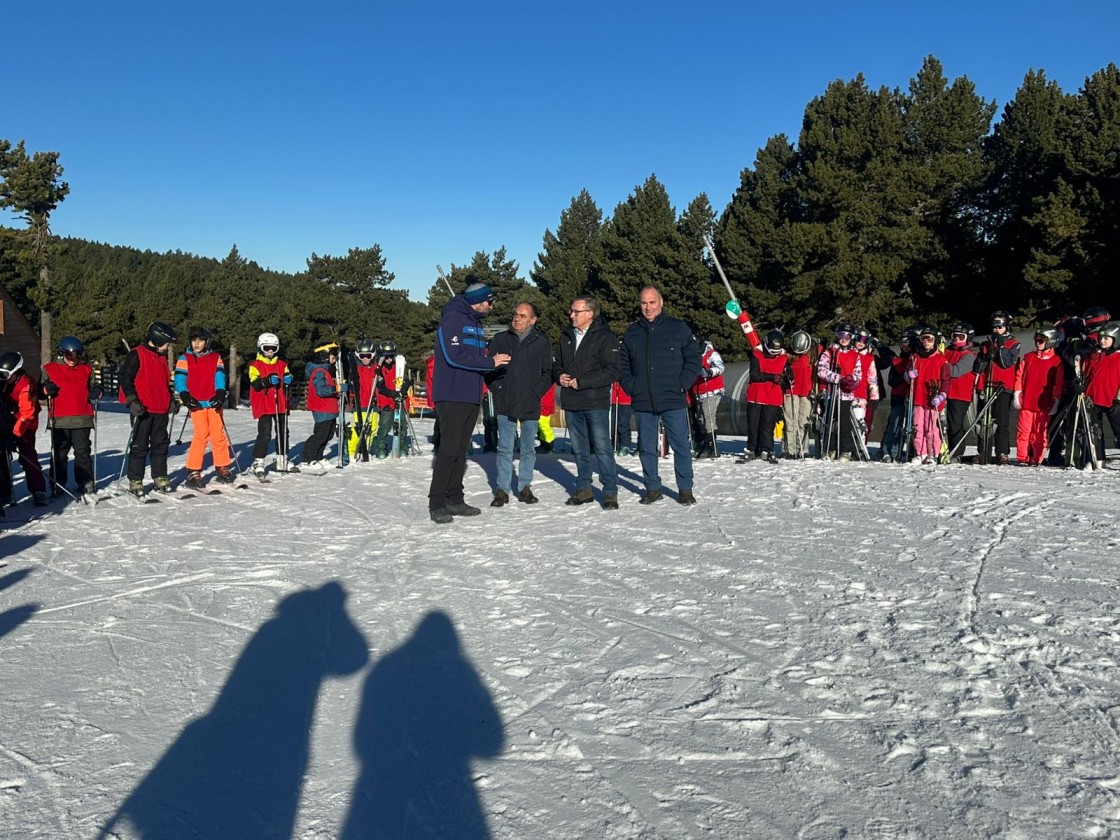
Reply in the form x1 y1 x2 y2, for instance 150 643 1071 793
531 189 603 342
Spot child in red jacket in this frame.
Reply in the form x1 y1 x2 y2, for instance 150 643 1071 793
1013 329 1065 465
0 351 47 506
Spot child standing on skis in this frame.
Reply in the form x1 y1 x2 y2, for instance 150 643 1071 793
907 327 950 465
42 336 101 497
175 327 234 488
120 322 178 495
301 344 341 472
348 339 379 461
248 332 295 477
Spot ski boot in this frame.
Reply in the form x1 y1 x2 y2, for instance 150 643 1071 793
32 491 49 506
153 476 174 493
276 456 300 474
82 481 96 496
215 466 235 484
185 470 205 490
251 459 268 479
128 479 145 497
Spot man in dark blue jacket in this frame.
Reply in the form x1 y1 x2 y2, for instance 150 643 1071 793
620 286 703 505
486 303 552 506
428 283 510 523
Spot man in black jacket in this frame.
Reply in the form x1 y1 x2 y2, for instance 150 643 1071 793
620 286 703 505
553 296 621 509
487 303 553 506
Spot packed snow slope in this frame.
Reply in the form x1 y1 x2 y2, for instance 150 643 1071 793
2 406 1119 839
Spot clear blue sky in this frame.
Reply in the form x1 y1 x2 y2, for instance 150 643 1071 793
6 1 1118 301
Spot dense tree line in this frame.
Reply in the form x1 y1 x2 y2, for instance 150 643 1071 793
3 56 1118 369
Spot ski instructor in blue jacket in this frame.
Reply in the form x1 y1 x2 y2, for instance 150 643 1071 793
620 285 703 506
428 283 510 524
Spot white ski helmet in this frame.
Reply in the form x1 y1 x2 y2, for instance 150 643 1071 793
257 332 280 353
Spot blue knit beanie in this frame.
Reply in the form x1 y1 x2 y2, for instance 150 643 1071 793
464 283 495 305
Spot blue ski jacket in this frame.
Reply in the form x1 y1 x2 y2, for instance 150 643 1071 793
620 313 703 413
434 295 498 405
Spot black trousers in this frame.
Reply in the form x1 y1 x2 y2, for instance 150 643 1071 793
128 412 170 481
51 427 94 488
1092 402 1120 460
979 390 1012 458
303 419 337 463
428 401 480 510
945 398 971 456
746 402 782 456
252 414 289 459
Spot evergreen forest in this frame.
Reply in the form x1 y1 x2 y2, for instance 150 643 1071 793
2 57 1118 367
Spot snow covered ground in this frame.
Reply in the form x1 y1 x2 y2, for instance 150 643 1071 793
2 405 1119 839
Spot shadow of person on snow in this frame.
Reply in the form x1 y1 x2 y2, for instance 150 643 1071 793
98 580 369 839
0 603 38 640
340 610 504 840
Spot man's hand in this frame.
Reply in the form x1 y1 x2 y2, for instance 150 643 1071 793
492 353 511 367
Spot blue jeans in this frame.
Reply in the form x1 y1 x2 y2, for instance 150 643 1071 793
566 408 617 495
635 408 693 492
495 414 538 493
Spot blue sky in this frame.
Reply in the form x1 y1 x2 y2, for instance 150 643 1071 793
5 1 1118 301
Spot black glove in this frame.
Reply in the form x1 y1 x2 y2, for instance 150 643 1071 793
779 372 794 390
43 381 60 398
128 399 145 420
210 390 226 409
180 391 203 411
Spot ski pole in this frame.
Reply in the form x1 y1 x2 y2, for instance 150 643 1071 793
217 409 246 476
174 404 190 444
92 400 99 489
118 416 138 483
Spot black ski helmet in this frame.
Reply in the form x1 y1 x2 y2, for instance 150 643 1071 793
950 323 975 345
763 329 784 355
356 338 377 355
58 336 84 358
378 340 398 358
789 330 812 356
918 325 939 340
835 323 854 340
853 326 872 346
1083 306 1111 329
187 326 212 352
147 321 178 346
990 310 1012 330
899 326 920 350
0 351 23 384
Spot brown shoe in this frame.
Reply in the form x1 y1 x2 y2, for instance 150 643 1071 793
491 490 509 508
602 494 619 510
638 489 663 505
517 486 538 504
678 489 696 505
565 488 594 506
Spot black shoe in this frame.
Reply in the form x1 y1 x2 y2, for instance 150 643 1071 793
491 490 509 508
565 488 594 506
446 502 481 517
518 487 539 504
430 507 453 524
602 494 619 510
678 490 696 505
639 490 663 505
535 441 553 454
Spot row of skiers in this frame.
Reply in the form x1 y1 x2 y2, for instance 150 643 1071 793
728 305 1119 466
0 323 416 506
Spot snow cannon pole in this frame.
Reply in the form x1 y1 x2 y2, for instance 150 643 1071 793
702 235 761 352
436 265 455 297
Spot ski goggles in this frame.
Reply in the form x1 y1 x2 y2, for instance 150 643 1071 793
357 353 374 362
835 331 853 341
260 345 278 355
990 320 1009 330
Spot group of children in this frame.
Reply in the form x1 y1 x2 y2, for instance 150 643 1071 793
726 307 1120 466
0 325 413 506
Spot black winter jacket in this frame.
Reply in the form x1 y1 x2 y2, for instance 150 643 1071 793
552 317 620 411
486 327 553 420
620 313 703 413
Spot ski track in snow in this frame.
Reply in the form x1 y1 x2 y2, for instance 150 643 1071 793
1 408 1119 839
